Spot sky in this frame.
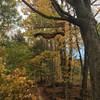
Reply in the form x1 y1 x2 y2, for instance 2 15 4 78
92 0 100 22
95 15 100 22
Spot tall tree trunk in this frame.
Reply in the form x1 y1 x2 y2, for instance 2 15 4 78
80 50 88 100
73 1 100 99
80 16 100 100
75 32 88 100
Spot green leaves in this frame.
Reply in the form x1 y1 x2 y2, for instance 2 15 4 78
0 0 19 33
4 41 32 67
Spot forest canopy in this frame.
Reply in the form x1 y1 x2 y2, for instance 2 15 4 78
0 0 100 100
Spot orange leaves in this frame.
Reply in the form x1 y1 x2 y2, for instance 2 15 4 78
71 59 81 68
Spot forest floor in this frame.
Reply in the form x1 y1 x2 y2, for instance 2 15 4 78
32 83 83 100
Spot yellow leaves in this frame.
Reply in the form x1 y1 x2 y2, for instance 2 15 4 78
0 64 5 74
29 51 59 71
41 51 58 58
41 51 53 58
6 75 12 81
0 66 35 99
12 67 27 76
30 55 43 66
36 0 56 16
71 59 81 68
13 76 27 85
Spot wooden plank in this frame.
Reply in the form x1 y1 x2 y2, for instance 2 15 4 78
33 22 65 29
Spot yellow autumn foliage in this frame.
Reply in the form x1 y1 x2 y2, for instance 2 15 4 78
0 65 36 100
30 51 59 66
36 0 57 16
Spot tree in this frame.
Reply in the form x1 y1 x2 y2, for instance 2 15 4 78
22 0 100 100
0 0 18 32
0 0 19 47
3 34 32 68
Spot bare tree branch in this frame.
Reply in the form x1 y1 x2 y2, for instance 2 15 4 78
50 0 79 26
95 9 100 17
91 0 98 5
22 0 66 21
22 0 80 26
93 4 100 6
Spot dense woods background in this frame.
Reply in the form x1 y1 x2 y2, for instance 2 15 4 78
0 0 100 100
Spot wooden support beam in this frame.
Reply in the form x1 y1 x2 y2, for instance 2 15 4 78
33 22 65 29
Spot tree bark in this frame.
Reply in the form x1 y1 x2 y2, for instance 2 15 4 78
75 33 88 100
80 50 88 100
80 16 100 100
72 1 100 99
